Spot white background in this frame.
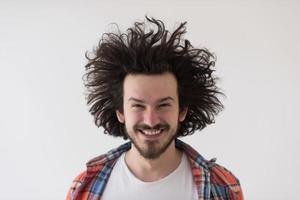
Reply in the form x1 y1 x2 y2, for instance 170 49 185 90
1 1 299 199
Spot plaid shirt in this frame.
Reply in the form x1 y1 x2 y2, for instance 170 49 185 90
67 139 243 200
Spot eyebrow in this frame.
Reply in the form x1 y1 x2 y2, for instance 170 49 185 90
128 97 175 103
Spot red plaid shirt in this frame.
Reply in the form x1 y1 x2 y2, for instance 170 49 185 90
67 139 243 200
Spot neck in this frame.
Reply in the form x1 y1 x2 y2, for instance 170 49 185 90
125 140 182 182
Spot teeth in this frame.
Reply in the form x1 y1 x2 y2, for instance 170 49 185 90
141 129 163 136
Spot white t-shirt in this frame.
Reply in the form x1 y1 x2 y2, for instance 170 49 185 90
102 152 198 200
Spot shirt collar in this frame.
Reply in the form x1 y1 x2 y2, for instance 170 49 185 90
86 138 210 170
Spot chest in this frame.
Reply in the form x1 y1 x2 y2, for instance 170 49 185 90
101 153 198 200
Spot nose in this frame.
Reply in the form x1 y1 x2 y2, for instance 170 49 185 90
143 107 160 127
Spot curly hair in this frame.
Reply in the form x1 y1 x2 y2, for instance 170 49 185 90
83 16 224 139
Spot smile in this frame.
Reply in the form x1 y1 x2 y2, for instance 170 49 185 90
138 129 164 136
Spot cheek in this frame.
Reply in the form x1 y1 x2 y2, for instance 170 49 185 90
124 111 143 125
161 112 179 124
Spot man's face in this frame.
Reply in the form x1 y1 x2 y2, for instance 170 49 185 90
116 72 187 160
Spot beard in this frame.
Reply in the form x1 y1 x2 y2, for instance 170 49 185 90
125 122 178 160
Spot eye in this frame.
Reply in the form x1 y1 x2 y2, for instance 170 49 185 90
132 104 145 109
158 103 171 108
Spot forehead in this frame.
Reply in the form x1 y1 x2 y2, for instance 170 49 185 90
123 72 178 102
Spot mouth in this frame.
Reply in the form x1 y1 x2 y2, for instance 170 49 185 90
137 128 164 139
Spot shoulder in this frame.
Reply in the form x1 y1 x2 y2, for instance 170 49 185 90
66 154 116 200
66 171 87 200
177 139 243 199
208 159 243 200
66 142 131 199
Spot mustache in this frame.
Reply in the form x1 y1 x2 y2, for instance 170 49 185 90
133 123 170 131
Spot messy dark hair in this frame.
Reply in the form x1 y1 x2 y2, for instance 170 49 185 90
83 16 224 139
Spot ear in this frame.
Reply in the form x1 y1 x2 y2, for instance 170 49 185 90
116 110 125 123
179 107 188 122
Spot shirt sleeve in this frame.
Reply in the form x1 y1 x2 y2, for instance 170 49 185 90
209 163 244 200
66 171 87 200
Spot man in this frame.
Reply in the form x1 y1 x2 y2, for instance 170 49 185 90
67 16 243 200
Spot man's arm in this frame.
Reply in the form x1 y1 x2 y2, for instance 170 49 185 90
209 163 243 200
66 171 87 200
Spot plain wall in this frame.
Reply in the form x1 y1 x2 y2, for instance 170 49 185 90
1 0 299 199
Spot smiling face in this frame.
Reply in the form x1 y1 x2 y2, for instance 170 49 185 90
116 72 187 160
